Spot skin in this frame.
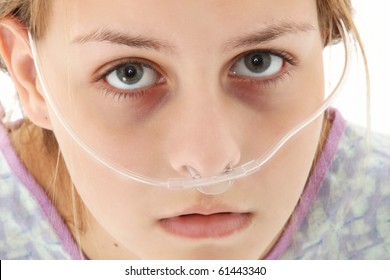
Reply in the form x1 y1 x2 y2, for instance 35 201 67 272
0 0 327 259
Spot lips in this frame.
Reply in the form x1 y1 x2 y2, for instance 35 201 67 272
159 212 252 239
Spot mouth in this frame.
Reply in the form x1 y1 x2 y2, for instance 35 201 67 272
158 212 252 239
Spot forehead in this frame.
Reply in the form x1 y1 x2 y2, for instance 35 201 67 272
48 0 319 42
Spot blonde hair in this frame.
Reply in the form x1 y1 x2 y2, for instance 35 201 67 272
0 0 49 36
0 1 86 235
0 0 369 240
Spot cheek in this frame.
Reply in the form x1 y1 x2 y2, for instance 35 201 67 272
280 118 323 207
256 116 323 196
59 140 169 258
48 113 158 238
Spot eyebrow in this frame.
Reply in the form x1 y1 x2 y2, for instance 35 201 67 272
72 21 315 53
223 21 316 50
72 29 175 53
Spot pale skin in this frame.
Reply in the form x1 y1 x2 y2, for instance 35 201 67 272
0 0 327 259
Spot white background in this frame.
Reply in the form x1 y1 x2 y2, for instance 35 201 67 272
332 0 390 135
0 0 389 135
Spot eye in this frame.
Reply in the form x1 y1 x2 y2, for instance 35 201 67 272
105 62 160 90
230 51 284 78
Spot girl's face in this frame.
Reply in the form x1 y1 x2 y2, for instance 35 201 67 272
36 0 325 259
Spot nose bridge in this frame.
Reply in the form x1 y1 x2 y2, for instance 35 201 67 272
166 83 241 178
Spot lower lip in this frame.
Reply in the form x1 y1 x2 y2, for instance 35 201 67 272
159 213 252 239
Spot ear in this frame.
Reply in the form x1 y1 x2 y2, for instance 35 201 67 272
0 17 52 129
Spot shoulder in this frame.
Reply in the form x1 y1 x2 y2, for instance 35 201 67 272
330 124 390 203
324 124 389 258
336 123 390 171
282 119 390 259
0 122 77 259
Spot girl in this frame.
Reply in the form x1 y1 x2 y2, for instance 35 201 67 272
0 0 389 260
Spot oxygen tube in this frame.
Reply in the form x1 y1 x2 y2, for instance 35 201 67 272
28 21 352 195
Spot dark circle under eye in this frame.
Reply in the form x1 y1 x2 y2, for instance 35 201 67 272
117 64 144 85
244 52 272 73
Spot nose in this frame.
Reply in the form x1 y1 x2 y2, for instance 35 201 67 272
166 94 241 179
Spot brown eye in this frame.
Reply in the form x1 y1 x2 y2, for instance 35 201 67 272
231 51 284 78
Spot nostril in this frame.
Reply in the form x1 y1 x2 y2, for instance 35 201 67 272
185 163 236 180
186 165 201 179
224 163 234 173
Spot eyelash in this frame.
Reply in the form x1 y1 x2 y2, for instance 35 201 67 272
93 58 164 101
93 49 297 101
238 70 293 89
96 85 153 102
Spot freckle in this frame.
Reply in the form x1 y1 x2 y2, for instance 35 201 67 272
114 243 119 247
